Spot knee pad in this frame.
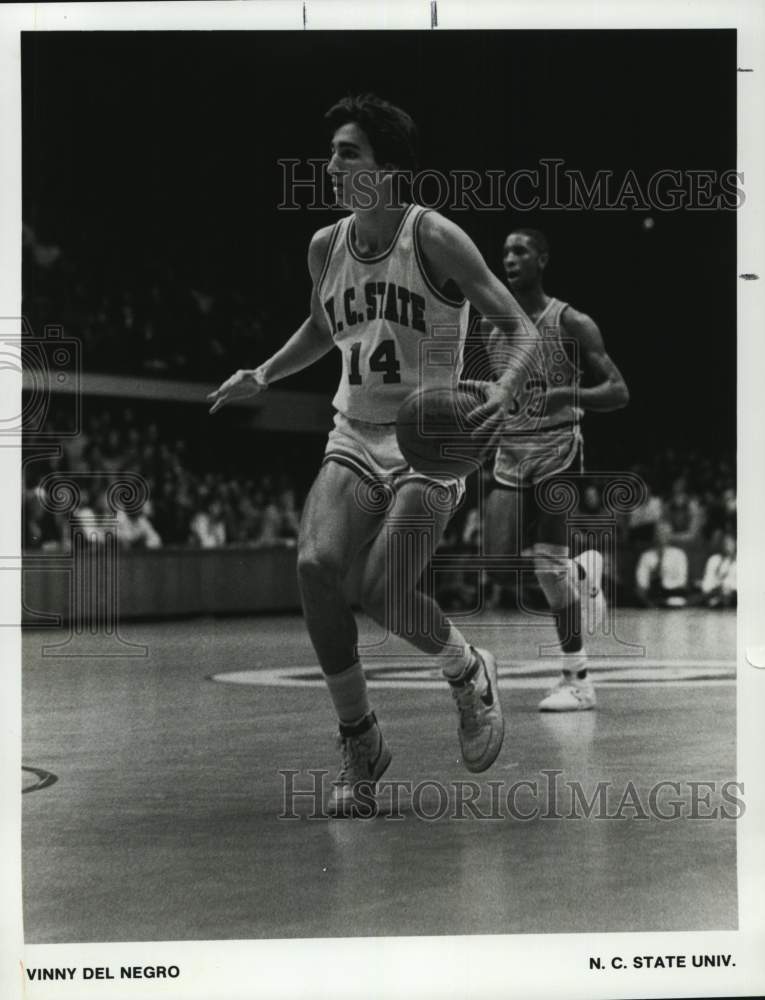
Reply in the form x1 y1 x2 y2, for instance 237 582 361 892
573 549 604 598
533 544 577 609
573 549 606 633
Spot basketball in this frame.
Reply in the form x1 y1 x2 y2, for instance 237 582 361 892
395 385 494 478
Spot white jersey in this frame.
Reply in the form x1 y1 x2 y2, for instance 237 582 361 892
317 204 470 424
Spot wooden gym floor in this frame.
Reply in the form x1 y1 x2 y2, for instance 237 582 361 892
22 607 736 942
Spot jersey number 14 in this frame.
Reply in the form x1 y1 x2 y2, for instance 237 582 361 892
348 339 402 385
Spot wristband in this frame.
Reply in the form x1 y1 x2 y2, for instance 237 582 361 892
252 367 269 388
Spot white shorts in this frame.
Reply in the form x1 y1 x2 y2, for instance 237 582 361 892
323 411 465 506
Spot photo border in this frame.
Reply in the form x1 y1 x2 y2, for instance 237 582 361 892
2 2 763 998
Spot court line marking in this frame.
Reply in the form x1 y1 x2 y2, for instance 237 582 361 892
210 658 736 690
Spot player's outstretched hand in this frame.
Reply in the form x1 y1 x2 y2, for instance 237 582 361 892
207 369 267 414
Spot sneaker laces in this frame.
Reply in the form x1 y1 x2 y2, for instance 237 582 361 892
335 732 374 782
335 734 355 782
452 677 483 734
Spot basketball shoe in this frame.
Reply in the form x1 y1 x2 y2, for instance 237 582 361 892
448 647 505 772
327 712 391 818
538 669 596 712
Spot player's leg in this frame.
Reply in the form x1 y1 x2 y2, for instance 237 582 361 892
485 484 525 552
484 484 530 598
297 460 392 815
359 478 504 772
483 443 540 594
297 460 384 678
358 477 461 655
533 503 596 712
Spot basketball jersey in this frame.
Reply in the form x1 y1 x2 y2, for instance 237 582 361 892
492 297 583 488
317 204 470 424
532 297 583 431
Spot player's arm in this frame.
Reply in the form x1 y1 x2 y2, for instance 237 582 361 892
418 212 540 402
208 228 335 414
549 308 629 412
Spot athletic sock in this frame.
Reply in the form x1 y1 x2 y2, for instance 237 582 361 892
439 626 475 680
556 598 583 654
447 653 488 693
325 661 370 726
561 649 588 681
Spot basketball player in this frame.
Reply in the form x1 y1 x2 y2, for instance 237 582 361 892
208 95 540 815
483 229 629 711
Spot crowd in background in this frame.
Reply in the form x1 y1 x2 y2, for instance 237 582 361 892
24 400 736 608
24 403 305 553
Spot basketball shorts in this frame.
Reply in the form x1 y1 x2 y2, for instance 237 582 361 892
322 411 465 506
493 428 583 489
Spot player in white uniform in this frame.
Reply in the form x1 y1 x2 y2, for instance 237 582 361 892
484 229 629 711
208 95 540 815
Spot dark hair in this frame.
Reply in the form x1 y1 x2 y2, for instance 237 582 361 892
324 93 418 172
509 227 550 257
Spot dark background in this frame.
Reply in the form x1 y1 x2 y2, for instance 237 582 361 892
21 30 737 467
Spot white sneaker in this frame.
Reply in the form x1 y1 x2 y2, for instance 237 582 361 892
538 674 596 712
